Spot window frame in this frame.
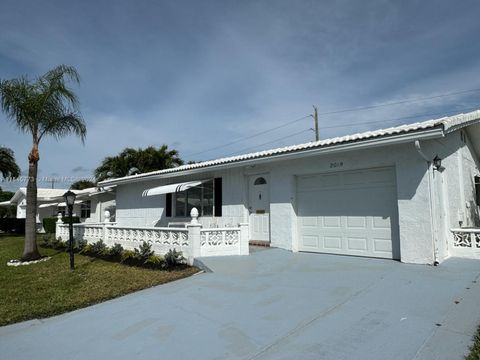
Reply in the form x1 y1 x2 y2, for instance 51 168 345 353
80 200 91 219
174 179 215 218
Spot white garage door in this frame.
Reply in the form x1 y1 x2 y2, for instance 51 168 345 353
297 167 399 259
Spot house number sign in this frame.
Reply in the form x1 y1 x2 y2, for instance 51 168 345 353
330 161 344 168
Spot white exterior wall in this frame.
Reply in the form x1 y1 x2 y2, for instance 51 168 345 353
116 167 246 228
264 142 433 264
82 194 116 224
113 130 480 265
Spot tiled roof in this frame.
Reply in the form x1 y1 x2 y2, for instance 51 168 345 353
100 109 480 185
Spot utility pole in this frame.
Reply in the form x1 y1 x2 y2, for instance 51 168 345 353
313 106 319 141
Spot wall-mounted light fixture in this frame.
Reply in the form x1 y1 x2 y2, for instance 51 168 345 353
433 155 442 171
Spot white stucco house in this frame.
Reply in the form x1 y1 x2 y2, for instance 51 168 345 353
1 187 116 231
60 110 480 265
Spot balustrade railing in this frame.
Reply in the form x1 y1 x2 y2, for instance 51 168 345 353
450 228 480 259
56 210 249 262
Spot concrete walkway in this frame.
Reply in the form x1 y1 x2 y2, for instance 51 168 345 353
1 248 480 360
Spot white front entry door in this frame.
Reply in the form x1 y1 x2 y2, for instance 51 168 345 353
248 175 270 242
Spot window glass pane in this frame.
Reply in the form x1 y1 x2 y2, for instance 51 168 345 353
187 186 202 216
202 180 214 216
254 177 267 185
81 200 91 218
175 191 186 217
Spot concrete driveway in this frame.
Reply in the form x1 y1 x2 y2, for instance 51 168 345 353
1 247 480 360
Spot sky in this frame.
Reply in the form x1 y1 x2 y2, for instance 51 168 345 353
1 0 480 191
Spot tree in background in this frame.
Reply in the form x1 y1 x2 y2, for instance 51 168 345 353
70 179 96 190
0 65 87 260
95 145 183 181
0 147 20 179
0 186 16 218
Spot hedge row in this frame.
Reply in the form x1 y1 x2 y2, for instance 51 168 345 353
42 217 80 234
0 218 25 234
40 235 186 270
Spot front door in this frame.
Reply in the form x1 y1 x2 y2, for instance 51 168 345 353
248 175 270 242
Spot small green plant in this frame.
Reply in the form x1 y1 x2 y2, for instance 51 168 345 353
120 249 137 264
41 234 55 247
109 243 124 257
144 255 163 268
137 241 154 261
163 249 185 269
52 237 67 250
75 239 87 252
80 243 94 255
91 240 108 256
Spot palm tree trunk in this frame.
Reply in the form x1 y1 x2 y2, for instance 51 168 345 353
22 145 41 261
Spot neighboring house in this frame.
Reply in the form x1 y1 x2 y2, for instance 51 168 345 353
0 187 116 231
95 110 480 265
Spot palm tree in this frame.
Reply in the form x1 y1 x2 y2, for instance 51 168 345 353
0 65 86 261
0 147 21 179
95 145 183 181
70 179 96 190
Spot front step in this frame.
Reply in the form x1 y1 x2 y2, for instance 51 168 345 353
249 240 270 247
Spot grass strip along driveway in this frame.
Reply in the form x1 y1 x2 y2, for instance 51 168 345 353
0 235 198 326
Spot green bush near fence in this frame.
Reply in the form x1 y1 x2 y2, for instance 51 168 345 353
0 218 25 234
40 237 186 270
42 217 80 234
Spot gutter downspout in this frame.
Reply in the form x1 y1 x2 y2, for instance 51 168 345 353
414 140 439 265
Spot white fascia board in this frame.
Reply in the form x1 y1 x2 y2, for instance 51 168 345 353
101 128 444 186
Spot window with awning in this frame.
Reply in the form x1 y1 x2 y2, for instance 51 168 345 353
175 179 214 217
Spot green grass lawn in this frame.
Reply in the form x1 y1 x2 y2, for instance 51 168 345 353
467 326 480 359
0 235 199 326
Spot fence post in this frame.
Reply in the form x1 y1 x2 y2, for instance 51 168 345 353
186 207 202 265
102 211 111 246
187 224 202 265
239 223 249 255
56 212 64 241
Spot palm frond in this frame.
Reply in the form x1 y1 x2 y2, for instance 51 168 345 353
0 147 21 179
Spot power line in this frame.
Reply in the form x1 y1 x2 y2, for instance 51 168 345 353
186 88 480 159
321 106 480 130
183 115 310 157
317 88 480 116
223 129 311 157
217 105 479 159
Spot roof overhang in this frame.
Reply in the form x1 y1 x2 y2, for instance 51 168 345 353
101 127 444 186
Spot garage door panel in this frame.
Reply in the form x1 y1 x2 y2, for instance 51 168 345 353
324 236 342 250
347 237 368 251
346 216 367 228
373 238 392 253
297 167 399 260
302 235 319 248
324 216 341 228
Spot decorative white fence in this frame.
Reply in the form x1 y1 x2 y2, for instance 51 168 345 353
450 228 480 259
56 209 249 264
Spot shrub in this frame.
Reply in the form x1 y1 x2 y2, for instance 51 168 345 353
91 240 108 257
52 237 67 250
80 243 94 255
120 250 137 264
41 233 55 247
137 241 154 261
75 239 88 252
144 255 163 268
109 243 124 258
0 218 25 234
42 216 80 234
163 249 185 269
